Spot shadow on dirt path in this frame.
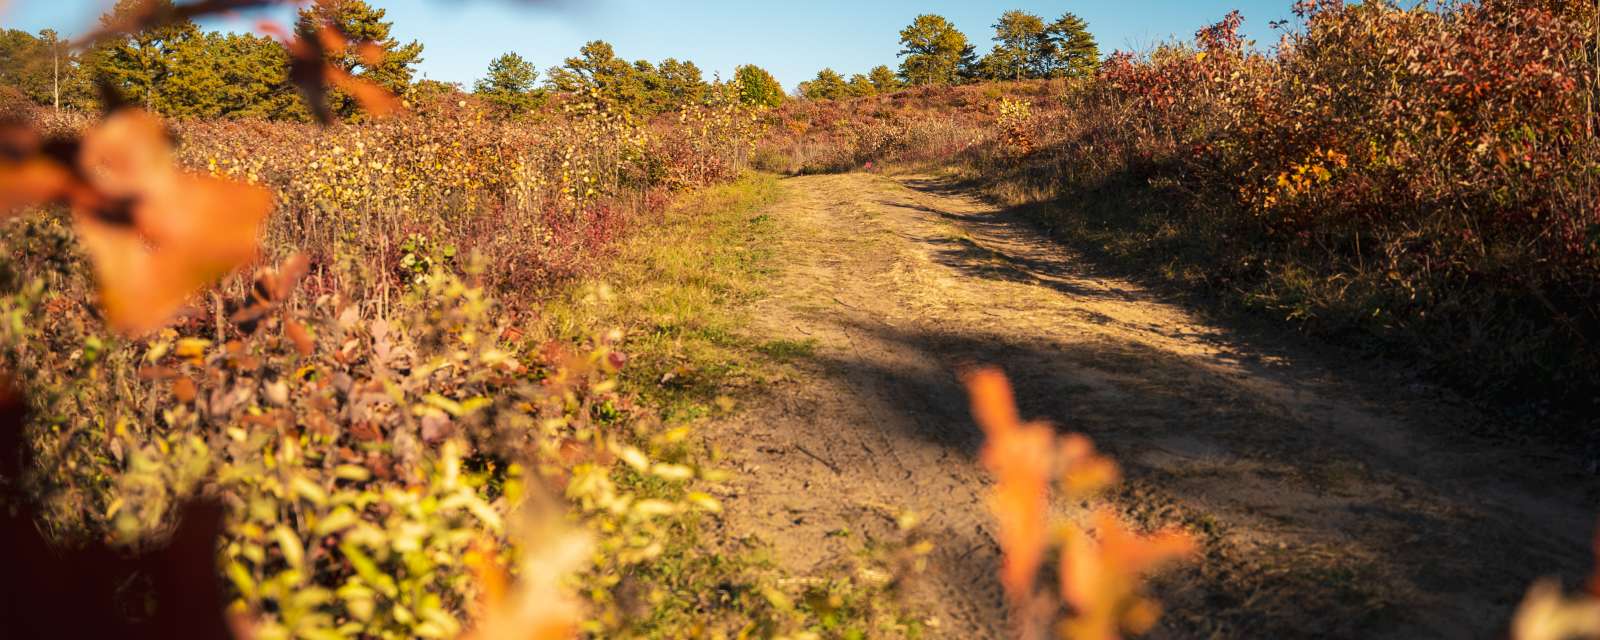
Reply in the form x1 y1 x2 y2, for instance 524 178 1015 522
705 172 1598 639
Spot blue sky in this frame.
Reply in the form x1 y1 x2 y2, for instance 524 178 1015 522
3 1 1297 91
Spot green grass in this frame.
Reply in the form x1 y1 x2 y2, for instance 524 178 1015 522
535 172 926 638
539 172 784 422
756 338 818 361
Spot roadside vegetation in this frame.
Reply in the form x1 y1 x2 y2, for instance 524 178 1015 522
0 0 895 637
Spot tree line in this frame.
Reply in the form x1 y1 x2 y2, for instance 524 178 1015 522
1 2 1097 117
798 9 1100 101
473 42 786 116
0 0 420 120
0 0 788 120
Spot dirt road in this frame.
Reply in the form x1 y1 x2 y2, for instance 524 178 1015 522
705 172 1598 638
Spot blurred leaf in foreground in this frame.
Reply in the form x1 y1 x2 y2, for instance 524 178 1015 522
965 367 1195 639
464 511 591 640
0 108 271 335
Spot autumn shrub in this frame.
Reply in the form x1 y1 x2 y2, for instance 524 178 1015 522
0 225 920 637
1077 1 1600 414
26 90 759 305
0 85 36 123
753 83 1040 174
3 217 711 625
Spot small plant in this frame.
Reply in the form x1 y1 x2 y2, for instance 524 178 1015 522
398 233 456 285
996 97 1035 155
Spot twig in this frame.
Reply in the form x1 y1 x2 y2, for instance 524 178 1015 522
793 444 842 475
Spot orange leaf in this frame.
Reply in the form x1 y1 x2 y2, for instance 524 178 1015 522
463 522 589 640
314 23 347 55
328 69 404 119
1059 433 1119 498
356 41 386 67
172 377 197 403
0 158 72 217
966 367 1054 602
464 537 509 614
74 214 212 336
966 367 1020 435
72 166 271 336
1060 509 1196 640
78 109 176 200
285 320 314 356
268 253 311 302
135 174 271 268
62 108 273 335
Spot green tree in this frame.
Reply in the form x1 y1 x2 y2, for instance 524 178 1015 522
1041 12 1099 78
159 31 229 117
732 64 783 108
867 64 902 93
799 68 848 101
978 10 1047 80
294 0 424 119
0 29 90 110
653 58 707 110
88 0 199 111
474 51 541 115
630 58 656 107
210 32 303 119
409 78 465 107
161 32 301 119
897 14 975 86
545 40 646 112
846 73 876 98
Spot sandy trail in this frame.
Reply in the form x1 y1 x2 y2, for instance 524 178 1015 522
704 172 1597 638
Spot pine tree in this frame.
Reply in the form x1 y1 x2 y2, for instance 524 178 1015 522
212 33 303 120
474 52 540 115
733 64 783 108
654 58 707 110
160 31 225 117
1042 12 1100 79
88 0 199 111
799 68 848 100
545 40 646 113
847 73 876 98
897 14 975 86
294 0 424 119
979 10 1047 81
105 29 301 120
867 65 902 93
